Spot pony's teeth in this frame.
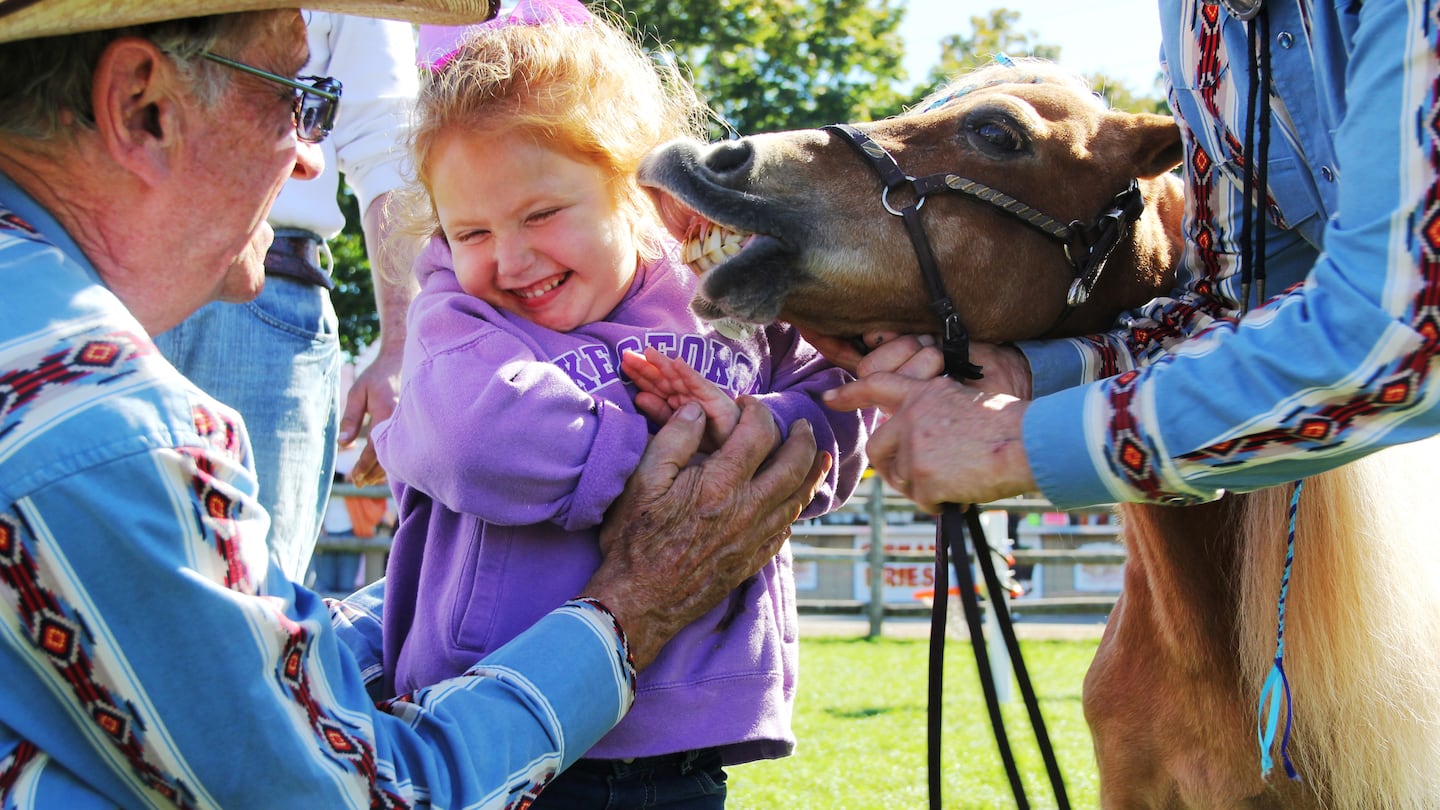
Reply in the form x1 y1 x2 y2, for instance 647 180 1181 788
681 223 750 275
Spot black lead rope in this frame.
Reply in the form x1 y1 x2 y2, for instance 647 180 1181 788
1239 4 1273 313
931 504 1071 810
822 121 1073 809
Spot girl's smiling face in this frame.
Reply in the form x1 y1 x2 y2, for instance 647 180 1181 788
430 128 639 332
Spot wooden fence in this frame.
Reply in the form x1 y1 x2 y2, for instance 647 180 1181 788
315 477 1127 635
787 476 1124 636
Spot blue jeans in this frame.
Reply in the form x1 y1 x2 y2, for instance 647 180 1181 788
307 530 365 594
532 748 728 810
153 274 340 580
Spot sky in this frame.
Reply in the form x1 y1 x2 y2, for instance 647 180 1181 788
896 1 1165 96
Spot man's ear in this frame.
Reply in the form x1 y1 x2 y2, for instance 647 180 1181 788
90 37 183 186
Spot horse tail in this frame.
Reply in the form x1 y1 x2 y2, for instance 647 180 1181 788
1235 436 1440 808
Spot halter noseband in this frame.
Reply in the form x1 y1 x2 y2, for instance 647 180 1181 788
821 122 1145 378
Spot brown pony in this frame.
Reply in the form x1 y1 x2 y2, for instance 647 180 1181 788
638 61 1440 808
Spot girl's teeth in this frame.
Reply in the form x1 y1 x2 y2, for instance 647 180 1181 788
516 276 563 299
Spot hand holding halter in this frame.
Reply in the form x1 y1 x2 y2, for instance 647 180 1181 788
818 122 1074 809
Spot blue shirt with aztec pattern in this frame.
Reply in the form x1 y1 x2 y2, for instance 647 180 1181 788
1020 0 1440 507
0 171 633 809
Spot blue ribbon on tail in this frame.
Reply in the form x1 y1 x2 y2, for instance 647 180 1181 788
1258 480 1304 781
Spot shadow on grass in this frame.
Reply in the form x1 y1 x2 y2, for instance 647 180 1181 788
824 706 897 719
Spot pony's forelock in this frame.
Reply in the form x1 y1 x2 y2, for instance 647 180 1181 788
913 57 1105 116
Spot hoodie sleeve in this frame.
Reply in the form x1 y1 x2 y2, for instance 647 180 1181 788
372 272 649 531
750 323 878 518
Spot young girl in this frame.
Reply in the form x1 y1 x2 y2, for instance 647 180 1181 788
374 1 874 806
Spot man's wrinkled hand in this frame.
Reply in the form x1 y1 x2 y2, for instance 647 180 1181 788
586 397 829 669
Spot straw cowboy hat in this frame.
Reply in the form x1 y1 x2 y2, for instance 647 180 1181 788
0 0 499 43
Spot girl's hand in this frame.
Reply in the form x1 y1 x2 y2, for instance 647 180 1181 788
622 347 740 451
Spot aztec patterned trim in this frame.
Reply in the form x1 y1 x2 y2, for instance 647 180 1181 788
1194 3 1224 118
572 596 637 696
0 511 199 808
188 401 243 461
174 447 258 594
1108 5 1440 487
0 329 154 444
0 739 39 802
268 611 411 809
1073 334 1124 381
1103 370 1170 500
1178 10 1440 465
1188 138 1228 286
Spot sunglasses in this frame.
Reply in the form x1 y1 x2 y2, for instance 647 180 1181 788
199 51 343 144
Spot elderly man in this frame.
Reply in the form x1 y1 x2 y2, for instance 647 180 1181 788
0 2 826 807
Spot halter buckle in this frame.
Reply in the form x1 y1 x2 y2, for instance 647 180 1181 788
940 312 984 380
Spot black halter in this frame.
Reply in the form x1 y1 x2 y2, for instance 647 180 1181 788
822 122 1144 380
823 121 1112 810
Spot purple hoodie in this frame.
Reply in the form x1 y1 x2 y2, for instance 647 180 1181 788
372 236 874 764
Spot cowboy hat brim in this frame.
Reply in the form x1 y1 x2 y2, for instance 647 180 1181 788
0 0 499 44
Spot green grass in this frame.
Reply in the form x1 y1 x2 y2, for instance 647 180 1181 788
726 634 1102 809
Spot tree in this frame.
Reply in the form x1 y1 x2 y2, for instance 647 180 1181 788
924 8 1059 91
329 187 377 356
921 8 1163 115
598 0 912 134
1086 71 1169 115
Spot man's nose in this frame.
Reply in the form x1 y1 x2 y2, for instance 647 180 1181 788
290 139 324 181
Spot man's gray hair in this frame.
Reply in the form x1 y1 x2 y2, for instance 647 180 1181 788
0 13 268 141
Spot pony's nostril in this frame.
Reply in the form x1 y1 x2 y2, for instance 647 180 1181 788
702 139 754 177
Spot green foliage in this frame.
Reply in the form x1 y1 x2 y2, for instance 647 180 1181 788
924 8 1061 93
728 635 1102 808
922 7 1165 115
599 0 912 134
1088 70 1171 116
329 187 377 357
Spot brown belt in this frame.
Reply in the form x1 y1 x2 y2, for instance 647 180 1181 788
264 233 333 289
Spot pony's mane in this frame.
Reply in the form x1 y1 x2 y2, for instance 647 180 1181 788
911 56 1105 115
1236 438 1440 807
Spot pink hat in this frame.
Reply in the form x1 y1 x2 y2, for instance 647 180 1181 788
418 0 595 72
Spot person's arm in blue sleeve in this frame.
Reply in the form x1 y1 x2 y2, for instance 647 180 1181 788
2 401 826 807
1026 0 1440 508
828 2 1440 512
1 448 629 809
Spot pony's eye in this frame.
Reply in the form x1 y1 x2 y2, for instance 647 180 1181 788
961 110 1031 152
971 119 1022 151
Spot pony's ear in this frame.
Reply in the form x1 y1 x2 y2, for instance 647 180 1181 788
1123 113 1184 179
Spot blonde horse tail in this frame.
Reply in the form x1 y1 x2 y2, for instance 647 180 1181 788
1237 436 1440 808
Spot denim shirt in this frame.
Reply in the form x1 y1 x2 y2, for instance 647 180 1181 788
1020 0 1440 507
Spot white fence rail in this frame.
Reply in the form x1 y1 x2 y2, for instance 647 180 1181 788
316 477 1126 636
